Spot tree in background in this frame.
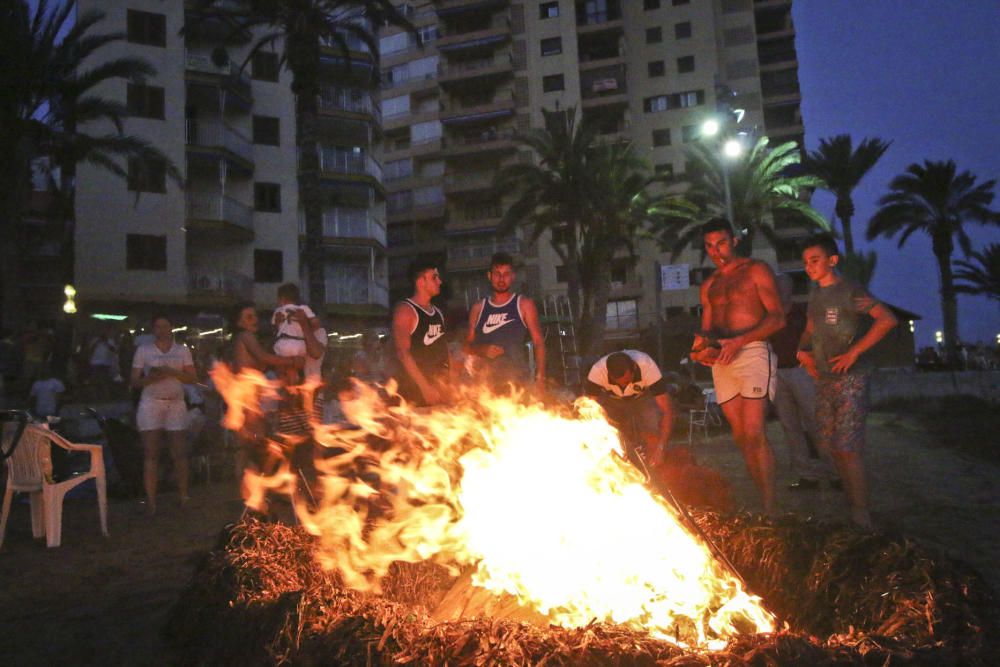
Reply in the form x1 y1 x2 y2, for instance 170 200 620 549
954 243 1000 303
868 160 1000 360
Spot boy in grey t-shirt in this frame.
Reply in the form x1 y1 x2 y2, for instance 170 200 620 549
797 234 897 530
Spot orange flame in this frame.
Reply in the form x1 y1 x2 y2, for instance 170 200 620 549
211 370 774 649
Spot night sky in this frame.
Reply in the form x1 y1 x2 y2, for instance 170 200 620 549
793 0 1000 347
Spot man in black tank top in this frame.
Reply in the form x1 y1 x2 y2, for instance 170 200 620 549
391 258 451 406
464 252 546 392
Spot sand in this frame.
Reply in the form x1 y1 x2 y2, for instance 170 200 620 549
1 410 998 665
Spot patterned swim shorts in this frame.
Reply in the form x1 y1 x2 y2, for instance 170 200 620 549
816 373 870 454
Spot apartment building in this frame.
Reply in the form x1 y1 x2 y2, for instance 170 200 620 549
72 0 388 336
380 0 807 348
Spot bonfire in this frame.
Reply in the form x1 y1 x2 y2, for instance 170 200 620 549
166 370 998 665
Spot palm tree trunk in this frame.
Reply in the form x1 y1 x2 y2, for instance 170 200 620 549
580 255 612 358
0 145 31 331
933 235 959 364
835 197 855 254
295 88 325 310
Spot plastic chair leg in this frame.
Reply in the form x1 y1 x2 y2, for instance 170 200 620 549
42 487 64 548
0 486 13 549
29 491 45 538
97 475 109 537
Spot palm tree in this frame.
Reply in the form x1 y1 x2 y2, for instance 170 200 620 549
867 160 1000 360
650 136 829 256
801 134 891 254
0 0 180 331
192 0 416 309
954 244 1000 302
837 250 878 288
496 109 690 356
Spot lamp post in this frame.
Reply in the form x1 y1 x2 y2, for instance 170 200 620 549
701 118 744 234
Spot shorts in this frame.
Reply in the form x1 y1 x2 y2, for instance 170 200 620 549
274 337 306 358
711 341 776 404
816 373 870 454
136 398 188 432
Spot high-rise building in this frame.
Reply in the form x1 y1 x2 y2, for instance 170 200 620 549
72 0 388 338
380 0 807 350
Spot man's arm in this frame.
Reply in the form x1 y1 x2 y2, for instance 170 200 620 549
717 262 786 365
463 300 503 360
649 392 675 467
691 279 717 365
796 315 818 378
292 309 326 360
521 297 546 387
829 302 898 373
393 303 441 404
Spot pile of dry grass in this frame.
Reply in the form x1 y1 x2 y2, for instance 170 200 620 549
165 513 998 665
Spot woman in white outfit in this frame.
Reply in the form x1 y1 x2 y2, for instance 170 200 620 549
130 314 197 514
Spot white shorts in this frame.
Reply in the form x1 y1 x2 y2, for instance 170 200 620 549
274 338 307 358
137 398 188 432
711 341 776 404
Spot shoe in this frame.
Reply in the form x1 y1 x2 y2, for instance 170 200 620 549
829 478 844 491
788 478 820 491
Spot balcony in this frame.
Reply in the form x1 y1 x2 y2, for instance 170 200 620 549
185 120 254 170
446 237 519 271
387 189 447 223
187 270 253 302
435 0 509 15
313 146 383 181
438 52 513 87
318 88 381 121
324 278 389 308
436 15 511 52
298 207 387 247
184 51 252 101
441 126 516 158
443 170 495 195
581 65 627 106
185 191 254 240
440 90 515 124
575 7 623 34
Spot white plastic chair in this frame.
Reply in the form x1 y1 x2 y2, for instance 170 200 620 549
687 389 722 444
1 423 108 548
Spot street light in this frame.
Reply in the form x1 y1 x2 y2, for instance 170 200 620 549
700 118 744 233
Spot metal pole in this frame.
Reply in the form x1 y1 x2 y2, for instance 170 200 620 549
722 160 734 229
654 261 663 367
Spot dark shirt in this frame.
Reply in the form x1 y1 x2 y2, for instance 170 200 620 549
807 279 877 376
771 303 807 369
394 299 449 403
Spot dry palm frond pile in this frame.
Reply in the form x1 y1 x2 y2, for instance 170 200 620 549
165 513 998 666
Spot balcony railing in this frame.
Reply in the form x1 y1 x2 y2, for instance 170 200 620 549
443 126 517 148
188 270 253 300
324 278 389 307
316 147 383 180
184 51 252 96
438 52 512 78
447 238 519 263
298 207 386 245
185 120 254 165
576 9 622 27
443 170 495 192
186 192 254 233
318 88 381 119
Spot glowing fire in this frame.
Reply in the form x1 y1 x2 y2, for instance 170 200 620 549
212 367 774 649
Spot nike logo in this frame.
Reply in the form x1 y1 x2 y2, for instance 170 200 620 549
481 313 514 334
423 324 444 346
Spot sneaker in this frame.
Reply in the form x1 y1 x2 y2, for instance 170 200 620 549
788 478 820 491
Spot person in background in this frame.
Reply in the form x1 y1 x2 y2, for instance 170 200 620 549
28 365 65 420
797 234 898 529
131 314 197 514
88 324 119 400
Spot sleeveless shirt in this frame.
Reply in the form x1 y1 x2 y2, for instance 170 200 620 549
396 299 449 401
473 294 529 376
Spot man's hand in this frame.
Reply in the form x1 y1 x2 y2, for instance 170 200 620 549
482 344 504 360
420 383 444 406
829 348 860 374
797 350 818 378
647 443 666 470
715 337 745 366
690 335 719 366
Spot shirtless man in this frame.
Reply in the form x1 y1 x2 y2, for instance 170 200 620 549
690 218 785 514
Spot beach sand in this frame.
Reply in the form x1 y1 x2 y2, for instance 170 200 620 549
1 411 998 665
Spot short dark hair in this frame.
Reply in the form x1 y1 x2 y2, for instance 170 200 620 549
606 352 634 381
700 217 734 238
230 301 255 333
408 256 439 285
490 252 515 270
277 283 301 302
800 233 840 258
150 313 171 327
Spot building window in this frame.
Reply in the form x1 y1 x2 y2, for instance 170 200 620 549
540 37 562 56
126 84 164 119
652 128 671 147
681 125 698 142
126 9 166 47
251 51 280 82
644 95 668 113
253 183 281 212
606 299 637 330
126 234 166 271
647 60 665 77
673 0 690 5
645 90 705 113
542 74 564 92
252 115 280 146
539 1 559 18
254 250 283 283
678 90 701 107
677 55 695 73
675 22 692 39
645 27 662 44
127 157 166 193
644 0 661 9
